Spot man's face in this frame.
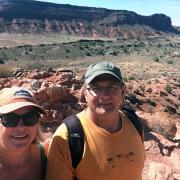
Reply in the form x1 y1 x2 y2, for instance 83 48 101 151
84 74 125 115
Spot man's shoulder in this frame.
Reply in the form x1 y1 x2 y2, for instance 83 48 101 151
53 122 69 140
76 110 86 120
121 107 143 141
54 110 85 138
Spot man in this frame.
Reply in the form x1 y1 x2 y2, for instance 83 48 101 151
46 61 145 180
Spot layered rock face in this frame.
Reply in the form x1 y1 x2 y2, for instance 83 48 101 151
0 0 178 37
0 69 179 179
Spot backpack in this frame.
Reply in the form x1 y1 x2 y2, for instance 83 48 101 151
63 107 143 172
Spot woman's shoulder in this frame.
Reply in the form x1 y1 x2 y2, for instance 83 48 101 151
37 142 49 156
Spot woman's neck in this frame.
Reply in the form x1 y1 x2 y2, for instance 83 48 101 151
0 146 32 169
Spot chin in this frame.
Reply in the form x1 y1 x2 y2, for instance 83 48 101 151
96 108 115 114
10 139 32 151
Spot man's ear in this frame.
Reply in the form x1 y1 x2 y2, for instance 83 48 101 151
82 85 87 95
81 86 87 103
121 83 126 95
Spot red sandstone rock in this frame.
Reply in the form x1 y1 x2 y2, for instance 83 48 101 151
0 70 179 178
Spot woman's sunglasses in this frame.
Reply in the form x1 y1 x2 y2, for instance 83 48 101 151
0 111 41 127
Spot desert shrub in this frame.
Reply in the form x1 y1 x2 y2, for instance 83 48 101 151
162 72 168 76
128 76 136 80
154 57 159 62
139 84 145 91
154 79 160 83
0 65 14 77
123 76 128 82
84 44 89 48
0 59 4 64
40 44 45 47
86 52 91 56
79 46 84 50
96 49 105 56
150 118 177 140
146 99 156 107
123 48 128 54
66 49 70 53
110 51 118 56
167 60 173 64
164 84 172 94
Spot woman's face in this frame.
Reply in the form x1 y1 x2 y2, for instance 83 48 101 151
0 107 38 153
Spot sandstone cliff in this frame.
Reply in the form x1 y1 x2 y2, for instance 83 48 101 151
0 0 179 38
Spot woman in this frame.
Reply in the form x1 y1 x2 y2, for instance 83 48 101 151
0 87 47 180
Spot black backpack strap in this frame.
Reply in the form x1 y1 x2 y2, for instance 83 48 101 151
63 115 84 170
122 107 143 142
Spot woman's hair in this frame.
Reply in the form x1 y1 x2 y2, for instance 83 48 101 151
33 124 45 144
31 108 45 144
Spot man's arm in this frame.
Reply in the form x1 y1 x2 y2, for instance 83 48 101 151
46 123 73 180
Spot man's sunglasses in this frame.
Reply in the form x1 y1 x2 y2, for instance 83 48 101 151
0 111 41 127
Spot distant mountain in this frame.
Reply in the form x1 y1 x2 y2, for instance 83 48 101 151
0 0 179 38
174 26 180 31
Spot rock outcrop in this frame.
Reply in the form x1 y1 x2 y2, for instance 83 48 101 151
0 0 179 38
0 68 179 179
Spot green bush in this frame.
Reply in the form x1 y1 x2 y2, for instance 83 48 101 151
128 76 136 80
154 57 159 62
110 51 118 56
167 60 173 64
0 59 4 64
86 52 91 56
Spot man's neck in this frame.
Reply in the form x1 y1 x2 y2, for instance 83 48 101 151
86 109 122 133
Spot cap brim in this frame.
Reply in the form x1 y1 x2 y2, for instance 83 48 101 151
85 70 122 84
0 102 46 115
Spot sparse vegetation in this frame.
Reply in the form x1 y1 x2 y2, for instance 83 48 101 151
167 60 174 64
164 84 172 94
153 57 160 62
0 59 4 64
146 99 156 107
0 65 14 77
128 76 136 80
0 34 179 80
154 79 160 83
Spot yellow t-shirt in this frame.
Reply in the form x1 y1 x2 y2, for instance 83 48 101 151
46 110 145 180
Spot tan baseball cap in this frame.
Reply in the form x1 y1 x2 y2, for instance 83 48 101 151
0 87 46 114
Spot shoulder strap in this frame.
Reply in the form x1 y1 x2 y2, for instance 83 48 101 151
122 107 143 142
38 143 47 180
63 115 84 170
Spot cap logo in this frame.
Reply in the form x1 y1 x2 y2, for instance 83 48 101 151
14 90 33 98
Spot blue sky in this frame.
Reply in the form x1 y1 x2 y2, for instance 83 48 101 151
37 0 180 26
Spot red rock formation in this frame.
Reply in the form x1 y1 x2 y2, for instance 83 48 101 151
0 69 179 179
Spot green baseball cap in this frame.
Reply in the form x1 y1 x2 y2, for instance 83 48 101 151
85 61 123 84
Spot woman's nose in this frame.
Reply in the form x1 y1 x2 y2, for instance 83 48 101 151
16 119 25 127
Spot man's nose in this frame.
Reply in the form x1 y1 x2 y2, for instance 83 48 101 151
99 88 109 96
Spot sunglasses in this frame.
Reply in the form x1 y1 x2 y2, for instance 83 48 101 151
0 111 41 127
